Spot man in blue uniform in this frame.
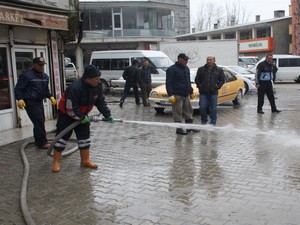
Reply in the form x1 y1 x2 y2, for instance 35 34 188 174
14 57 56 149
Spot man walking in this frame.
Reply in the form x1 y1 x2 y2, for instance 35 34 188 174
119 59 141 107
14 57 56 149
255 53 281 114
195 56 225 125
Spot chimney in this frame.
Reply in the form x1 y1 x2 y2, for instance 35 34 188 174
274 10 285 18
255 15 260 22
230 15 236 26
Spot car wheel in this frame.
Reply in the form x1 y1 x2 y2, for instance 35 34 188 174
294 75 300 83
154 108 165 113
101 79 110 94
232 89 243 105
244 82 249 94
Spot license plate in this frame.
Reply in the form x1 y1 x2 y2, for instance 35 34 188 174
160 100 171 106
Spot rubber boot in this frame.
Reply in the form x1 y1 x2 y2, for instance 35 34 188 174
80 149 98 169
52 150 62 173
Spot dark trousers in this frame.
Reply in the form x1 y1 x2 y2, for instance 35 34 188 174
140 83 152 106
120 80 140 104
257 81 277 111
54 111 90 151
25 100 47 147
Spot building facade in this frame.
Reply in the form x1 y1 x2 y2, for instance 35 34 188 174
292 0 300 55
66 0 190 74
176 11 291 59
0 0 79 131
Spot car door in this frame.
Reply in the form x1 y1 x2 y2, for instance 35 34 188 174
218 70 238 104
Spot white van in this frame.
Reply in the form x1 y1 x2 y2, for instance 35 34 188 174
251 54 300 83
90 50 174 92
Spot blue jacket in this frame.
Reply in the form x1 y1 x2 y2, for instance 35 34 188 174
166 62 193 97
255 60 274 84
14 68 52 101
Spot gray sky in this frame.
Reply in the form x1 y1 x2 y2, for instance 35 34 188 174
190 0 291 25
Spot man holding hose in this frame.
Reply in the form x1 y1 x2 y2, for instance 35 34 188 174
52 65 115 173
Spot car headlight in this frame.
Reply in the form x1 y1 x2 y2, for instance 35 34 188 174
150 91 159 97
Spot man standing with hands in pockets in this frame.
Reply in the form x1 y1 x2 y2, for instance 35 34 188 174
195 56 225 126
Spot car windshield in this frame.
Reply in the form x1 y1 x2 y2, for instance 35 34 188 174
190 70 197 82
148 57 174 71
240 58 258 65
227 66 253 75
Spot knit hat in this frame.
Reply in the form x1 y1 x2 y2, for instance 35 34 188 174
83 65 101 78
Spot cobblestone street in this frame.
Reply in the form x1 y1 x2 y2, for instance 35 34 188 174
1 84 300 225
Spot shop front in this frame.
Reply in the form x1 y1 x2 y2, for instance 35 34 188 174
0 5 68 131
239 37 274 59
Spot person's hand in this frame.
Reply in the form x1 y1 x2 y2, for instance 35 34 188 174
168 95 176 104
17 100 26 109
190 93 196 100
81 115 90 124
50 97 57 105
107 116 115 123
256 84 260 89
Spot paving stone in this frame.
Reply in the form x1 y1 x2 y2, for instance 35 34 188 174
1 84 300 224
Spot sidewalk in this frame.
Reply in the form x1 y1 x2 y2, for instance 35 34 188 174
0 119 56 147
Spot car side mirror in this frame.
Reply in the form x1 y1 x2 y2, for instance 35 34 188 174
151 68 158 74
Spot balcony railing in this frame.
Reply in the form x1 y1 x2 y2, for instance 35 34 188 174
83 29 175 38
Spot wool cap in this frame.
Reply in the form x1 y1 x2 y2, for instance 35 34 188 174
83 65 101 78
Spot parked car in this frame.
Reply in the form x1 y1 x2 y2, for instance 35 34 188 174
222 65 256 94
148 68 245 113
65 62 79 82
239 56 258 69
91 50 173 93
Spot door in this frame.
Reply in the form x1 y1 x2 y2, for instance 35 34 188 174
12 47 51 127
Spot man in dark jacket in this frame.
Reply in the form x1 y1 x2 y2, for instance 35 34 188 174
52 65 115 173
14 57 56 149
195 56 225 125
166 53 196 135
255 53 281 114
138 58 154 106
119 59 140 107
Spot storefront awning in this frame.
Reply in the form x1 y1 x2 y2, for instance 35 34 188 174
0 5 68 30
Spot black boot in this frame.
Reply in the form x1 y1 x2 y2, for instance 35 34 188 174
185 119 200 132
176 128 187 135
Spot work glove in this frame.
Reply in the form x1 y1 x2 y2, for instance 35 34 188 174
107 116 115 123
190 93 196 100
81 115 90 124
17 100 26 109
50 97 57 105
168 95 176 104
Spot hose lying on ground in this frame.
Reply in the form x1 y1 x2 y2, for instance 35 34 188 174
20 116 123 225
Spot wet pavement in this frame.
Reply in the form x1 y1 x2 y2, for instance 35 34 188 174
1 84 300 225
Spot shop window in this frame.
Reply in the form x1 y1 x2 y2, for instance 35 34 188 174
0 48 11 110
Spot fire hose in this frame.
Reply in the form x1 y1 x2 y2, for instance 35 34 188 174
19 115 123 225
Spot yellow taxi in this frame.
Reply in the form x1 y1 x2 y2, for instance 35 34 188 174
148 67 245 113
